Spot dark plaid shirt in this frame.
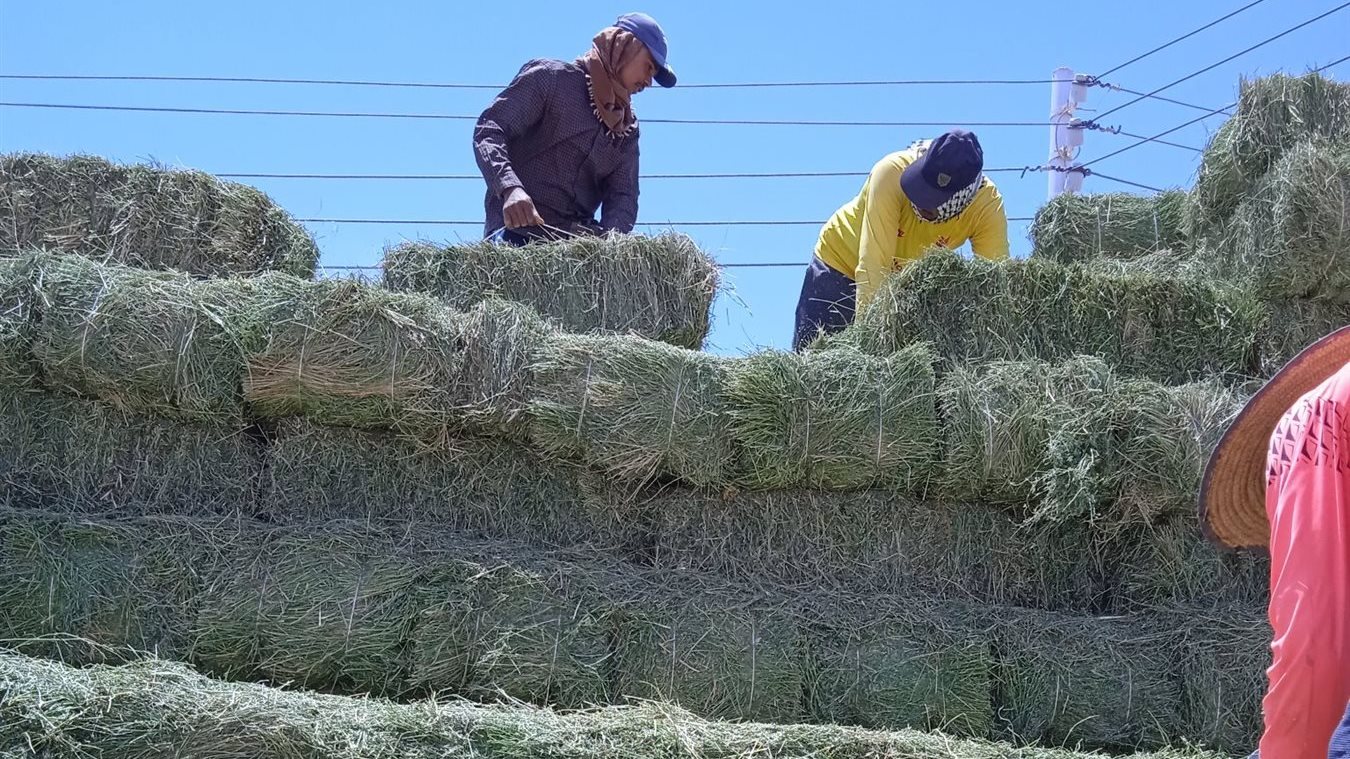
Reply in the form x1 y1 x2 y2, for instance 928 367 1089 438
474 58 640 239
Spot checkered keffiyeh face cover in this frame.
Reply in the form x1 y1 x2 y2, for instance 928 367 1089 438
908 138 984 223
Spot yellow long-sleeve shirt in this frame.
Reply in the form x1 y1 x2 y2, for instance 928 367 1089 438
815 148 1011 308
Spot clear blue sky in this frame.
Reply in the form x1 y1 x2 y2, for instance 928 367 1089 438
1 0 1345 354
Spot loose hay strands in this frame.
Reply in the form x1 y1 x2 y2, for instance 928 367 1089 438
530 333 733 488
844 251 1261 385
31 253 283 421
1031 191 1189 264
726 345 940 491
0 389 261 515
1190 72 1350 232
1204 139 1350 300
0 254 38 387
382 233 720 350
0 152 319 277
0 652 1230 759
1258 297 1350 376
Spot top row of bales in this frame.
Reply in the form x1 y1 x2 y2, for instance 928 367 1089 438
0 153 723 350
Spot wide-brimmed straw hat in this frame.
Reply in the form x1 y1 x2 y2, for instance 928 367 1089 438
1199 325 1350 550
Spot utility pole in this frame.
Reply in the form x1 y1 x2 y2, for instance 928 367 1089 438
1047 67 1088 199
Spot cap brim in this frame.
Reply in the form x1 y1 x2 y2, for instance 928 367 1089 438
1198 325 1350 550
655 66 676 88
900 153 952 210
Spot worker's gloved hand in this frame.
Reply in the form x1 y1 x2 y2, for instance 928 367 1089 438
503 187 546 229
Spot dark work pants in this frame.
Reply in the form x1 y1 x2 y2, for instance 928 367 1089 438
792 257 857 351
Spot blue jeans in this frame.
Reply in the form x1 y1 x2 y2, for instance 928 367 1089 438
1330 700 1350 759
792 257 856 351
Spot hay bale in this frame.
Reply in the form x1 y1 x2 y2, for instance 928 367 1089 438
1204 140 1350 300
1033 378 1244 533
0 652 1233 759
1190 72 1350 231
0 510 206 664
992 609 1185 750
31 253 283 420
0 152 319 277
1259 298 1350 375
192 523 425 697
725 345 939 491
1031 191 1189 264
411 557 615 708
848 251 1261 384
1110 518 1268 611
530 333 733 488
1173 606 1269 754
808 607 993 737
939 356 1112 505
0 254 38 388
613 589 807 723
0 389 261 515
382 233 719 349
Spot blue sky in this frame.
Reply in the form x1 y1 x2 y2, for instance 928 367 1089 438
1 0 1345 353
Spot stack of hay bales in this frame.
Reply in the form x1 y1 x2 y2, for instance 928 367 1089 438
1 108 1316 759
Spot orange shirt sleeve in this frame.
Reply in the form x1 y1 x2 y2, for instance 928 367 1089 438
1260 363 1350 759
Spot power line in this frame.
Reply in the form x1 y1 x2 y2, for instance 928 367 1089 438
0 101 1054 127
1093 2 1350 122
1096 0 1270 79
0 73 1063 89
296 217 1037 227
1088 172 1166 193
1108 86 1232 116
1081 52 1350 169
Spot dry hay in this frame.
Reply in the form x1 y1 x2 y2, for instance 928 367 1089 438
1169 605 1269 754
1030 190 1189 264
30 252 285 421
0 254 38 387
0 652 1232 759
1109 518 1268 612
1258 297 1350 375
725 345 940 491
0 388 261 515
1190 72 1350 232
0 152 319 278
842 251 1262 385
1202 139 1350 300
530 333 733 488
382 232 720 349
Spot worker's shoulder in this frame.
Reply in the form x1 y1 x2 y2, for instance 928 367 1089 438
873 149 919 173
511 58 584 82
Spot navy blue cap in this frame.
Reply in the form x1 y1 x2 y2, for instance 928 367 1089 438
900 129 985 210
614 12 676 88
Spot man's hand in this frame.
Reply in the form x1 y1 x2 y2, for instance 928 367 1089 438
503 187 546 229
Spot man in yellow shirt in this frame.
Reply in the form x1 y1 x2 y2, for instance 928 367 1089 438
793 129 1011 350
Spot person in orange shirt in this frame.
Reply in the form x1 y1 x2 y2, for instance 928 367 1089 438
1200 326 1350 758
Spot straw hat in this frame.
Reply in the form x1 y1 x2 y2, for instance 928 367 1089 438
1199 325 1350 550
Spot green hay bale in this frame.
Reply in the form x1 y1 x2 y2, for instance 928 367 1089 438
383 233 720 349
0 254 37 388
614 591 806 723
938 356 1112 505
1173 606 1269 754
1031 191 1189 264
1204 140 1350 300
0 653 1232 759
849 251 1261 384
992 610 1185 751
412 557 615 709
1111 518 1268 611
725 346 939 491
261 419 610 548
589 484 1108 612
1033 378 1244 533
1259 298 1350 375
1190 72 1350 231
192 523 424 697
0 389 261 515
0 510 205 664
808 608 993 737
0 152 319 277
530 333 733 488
31 253 283 421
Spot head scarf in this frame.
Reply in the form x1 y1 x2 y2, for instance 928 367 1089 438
580 27 645 138
907 138 985 223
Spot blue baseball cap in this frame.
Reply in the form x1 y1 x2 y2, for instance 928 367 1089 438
900 129 985 210
614 12 676 88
